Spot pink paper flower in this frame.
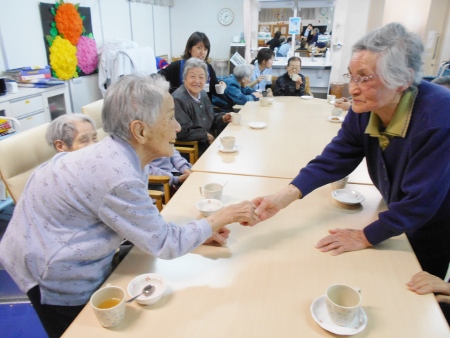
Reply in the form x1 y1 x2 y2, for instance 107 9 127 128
76 36 98 74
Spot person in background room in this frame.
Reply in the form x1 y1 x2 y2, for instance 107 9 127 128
172 58 232 156
45 113 98 152
249 48 275 96
266 31 282 52
432 75 450 89
213 64 263 112
278 37 292 57
0 74 258 338
252 22 450 281
273 56 312 97
158 31 225 101
301 23 314 44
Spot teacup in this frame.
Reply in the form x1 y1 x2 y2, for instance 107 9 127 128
220 136 236 150
327 94 336 103
260 97 269 107
326 284 361 326
231 113 242 125
90 285 126 328
199 183 224 200
291 74 300 81
264 74 272 82
215 84 225 94
331 176 348 190
331 108 343 116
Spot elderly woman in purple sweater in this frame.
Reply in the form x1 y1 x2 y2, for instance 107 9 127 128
252 22 450 280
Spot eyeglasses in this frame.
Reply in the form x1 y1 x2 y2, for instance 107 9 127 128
288 65 300 71
343 73 374 86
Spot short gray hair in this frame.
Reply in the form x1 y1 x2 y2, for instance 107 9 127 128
46 113 96 150
182 57 208 80
352 22 423 88
233 64 252 82
102 73 170 141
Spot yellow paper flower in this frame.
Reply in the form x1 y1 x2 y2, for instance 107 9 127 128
55 3 83 45
49 36 78 80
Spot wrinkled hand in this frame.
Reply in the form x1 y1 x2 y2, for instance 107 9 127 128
178 171 191 183
207 133 215 144
334 98 352 111
204 227 230 245
266 89 274 97
315 228 372 255
252 195 283 221
207 200 260 229
222 113 232 123
407 271 450 296
253 91 263 98
219 81 227 89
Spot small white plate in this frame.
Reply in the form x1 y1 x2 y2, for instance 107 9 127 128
328 116 344 123
332 189 365 205
329 100 336 105
249 122 267 129
311 295 367 336
301 95 314 100
219 145 238 153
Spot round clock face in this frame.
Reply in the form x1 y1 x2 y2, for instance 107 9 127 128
320 7 328 15
218 8 234 26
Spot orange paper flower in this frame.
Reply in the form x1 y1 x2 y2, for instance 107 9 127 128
55 3 83 45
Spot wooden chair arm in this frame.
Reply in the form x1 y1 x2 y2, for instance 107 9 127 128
148 175 170 184
149 190 163 211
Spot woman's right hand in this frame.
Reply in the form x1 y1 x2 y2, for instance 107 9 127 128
207 133 215 144
407 271 450 296
253 91 263 98
206 200 260 230
334 98 352 111
257 75 265 83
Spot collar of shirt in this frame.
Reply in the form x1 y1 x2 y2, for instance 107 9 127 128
187 90 202 103
365 86 417 150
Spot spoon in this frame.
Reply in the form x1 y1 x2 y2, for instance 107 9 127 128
126 284 154 303
222 181 228 188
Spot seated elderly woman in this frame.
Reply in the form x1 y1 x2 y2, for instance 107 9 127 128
45 113 98 152
273 56 312 97
0 74 258 338
213 64 263 112
172 57 232 156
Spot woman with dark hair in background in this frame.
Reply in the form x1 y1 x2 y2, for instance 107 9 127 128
266 31 282 51
248 48 275 96
158 31 225 101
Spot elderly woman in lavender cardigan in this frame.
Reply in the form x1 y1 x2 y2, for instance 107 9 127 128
0 74 258 338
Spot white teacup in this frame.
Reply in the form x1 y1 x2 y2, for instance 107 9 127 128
264 74 272 82
331 176 348 190
231 113 241 125
331 108 343 116
90 285 126 328
220 136 236 150
291 74 300 81
327 94 336 103
215 84 225 94
260 97 269 107
326 284 361 326
199 183 224 200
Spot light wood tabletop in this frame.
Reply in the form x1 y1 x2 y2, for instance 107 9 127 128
192 97 373 185
63 172 449 337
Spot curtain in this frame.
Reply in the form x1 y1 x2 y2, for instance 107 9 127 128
244 0 252 62
128 0 174 6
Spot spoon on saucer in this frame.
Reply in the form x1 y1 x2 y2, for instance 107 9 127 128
126 284 154 303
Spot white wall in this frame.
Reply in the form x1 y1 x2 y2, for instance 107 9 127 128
170 0 244 63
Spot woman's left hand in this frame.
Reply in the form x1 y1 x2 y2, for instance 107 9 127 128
315 228 372 255
222 113 232 123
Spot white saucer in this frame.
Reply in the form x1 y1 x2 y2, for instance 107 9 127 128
249 122 267 129
329 100 336 104
219 145 238 153
328 116 344 123
301 95 313 100
332 189 365 205
311 295 367 335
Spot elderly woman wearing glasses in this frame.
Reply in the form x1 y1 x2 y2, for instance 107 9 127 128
173 57 232 156
0 74 258 338
213 64 263 112
252 22 450 280
273 56 312 97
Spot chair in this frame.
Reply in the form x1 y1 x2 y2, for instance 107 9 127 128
296 50 310 58
0 123 54 203
304 76 312 96
271 76 278 89
173 140 198 164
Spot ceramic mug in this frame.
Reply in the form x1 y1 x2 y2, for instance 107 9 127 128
215 84 225 94
291 74 300 81
326 284 361 326
331 108 343 116
220 136 236 150
199 183 223 200
260 97 269 107
327 94 336 103
90 285 126 328
231 113 242 125
264 74 272 82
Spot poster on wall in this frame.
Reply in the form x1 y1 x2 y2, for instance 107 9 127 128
39 1 98 80
288 17 301 35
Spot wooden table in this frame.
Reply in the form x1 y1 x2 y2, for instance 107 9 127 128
193 97 373 184
63 172 449 337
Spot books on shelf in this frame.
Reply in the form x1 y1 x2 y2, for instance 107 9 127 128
3 66 51 81
16 77 65 88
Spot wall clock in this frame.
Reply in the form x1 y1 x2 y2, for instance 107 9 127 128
218 8 234 26
320 7 328 15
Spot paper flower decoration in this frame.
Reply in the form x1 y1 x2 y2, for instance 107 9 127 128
49 36 78 80
55 2 83 45
76 36 98 74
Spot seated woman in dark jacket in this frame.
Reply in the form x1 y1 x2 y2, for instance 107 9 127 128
172 58 232 156
213 65 263 112
273 57 312 97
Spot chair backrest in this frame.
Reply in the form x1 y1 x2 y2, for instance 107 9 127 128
0 123 55 202
81 99 108 141
271 76 278 89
